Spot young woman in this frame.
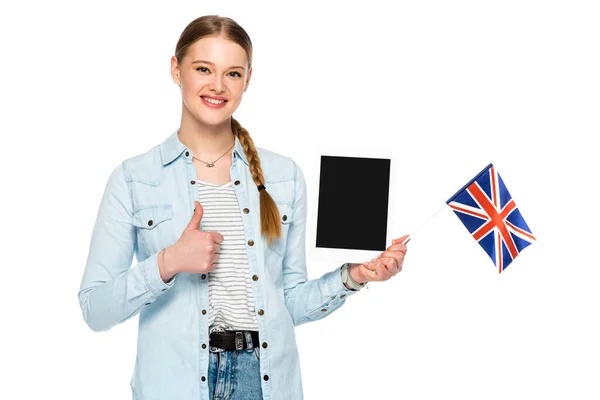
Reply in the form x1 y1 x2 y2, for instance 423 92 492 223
78 15 408 400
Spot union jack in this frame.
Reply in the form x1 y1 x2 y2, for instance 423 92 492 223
446 163 535 273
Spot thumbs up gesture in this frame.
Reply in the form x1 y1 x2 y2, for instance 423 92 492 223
159 201 225 280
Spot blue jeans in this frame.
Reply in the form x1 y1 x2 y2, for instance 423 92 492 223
208 331 263 400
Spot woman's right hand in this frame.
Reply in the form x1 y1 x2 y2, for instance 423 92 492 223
160 201 224 279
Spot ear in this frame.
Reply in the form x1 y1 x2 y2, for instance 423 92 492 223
171 56 181 87
244 65 252 92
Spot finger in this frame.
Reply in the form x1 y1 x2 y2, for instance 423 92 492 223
380 252 405 272
361 262 378 279
211 231 225 245
387 243 409 253
362 260 387 281
367 264 381 281
392 234 410 245
356 263 378 281
380 256 400 275
374 260 393 280
377 249 407 262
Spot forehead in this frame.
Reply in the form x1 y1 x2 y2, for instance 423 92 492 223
186 36 248 67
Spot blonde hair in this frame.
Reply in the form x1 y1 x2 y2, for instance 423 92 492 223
175 15 282 245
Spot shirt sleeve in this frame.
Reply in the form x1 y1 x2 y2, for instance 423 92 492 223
282 159 360 326
77 162 177 332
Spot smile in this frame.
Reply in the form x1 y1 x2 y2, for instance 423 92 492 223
201 96 228 108
203 97 225 104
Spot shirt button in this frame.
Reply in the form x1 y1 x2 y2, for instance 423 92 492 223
161 288 167 292
202 344 207 349
147 220 153 226
185 151 190 157
202 309 207 315
282 215 287 221
321 308 327 312
201 274 207 280
201 376 206 382
190 180 196 185
252 275 259 281
263 375 269 381
234 180 240 185
257 309 264 316
262 342 268 348
248 239 254 246
243 208 249 214
340 294 346 298
145 302 151 305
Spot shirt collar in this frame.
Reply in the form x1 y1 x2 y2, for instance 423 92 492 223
160 127 249 167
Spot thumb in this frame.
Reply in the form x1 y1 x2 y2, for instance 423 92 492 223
185 200 203 231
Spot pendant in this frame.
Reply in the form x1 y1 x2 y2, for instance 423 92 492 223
206 163 215 167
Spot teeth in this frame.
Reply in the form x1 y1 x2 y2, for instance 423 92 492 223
204 97 225 105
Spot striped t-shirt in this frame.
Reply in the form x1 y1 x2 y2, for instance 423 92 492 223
196 179 259 333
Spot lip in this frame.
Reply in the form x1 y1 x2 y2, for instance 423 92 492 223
201 95 228 101
200 95 228 109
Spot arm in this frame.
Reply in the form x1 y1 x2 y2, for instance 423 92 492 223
77 163 176 332
282 160 361 326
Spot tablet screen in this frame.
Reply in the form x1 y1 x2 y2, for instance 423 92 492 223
315 155 391 252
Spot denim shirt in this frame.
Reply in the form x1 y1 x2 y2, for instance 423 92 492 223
78 128 359 400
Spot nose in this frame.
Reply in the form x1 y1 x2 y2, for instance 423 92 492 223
209 75 225 93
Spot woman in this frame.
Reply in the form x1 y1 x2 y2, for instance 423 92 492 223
78 15 408 400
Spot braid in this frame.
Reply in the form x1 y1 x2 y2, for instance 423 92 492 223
231 117 282 245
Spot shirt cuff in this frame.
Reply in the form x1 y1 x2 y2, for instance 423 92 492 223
325 265 361 298
141 251 177 296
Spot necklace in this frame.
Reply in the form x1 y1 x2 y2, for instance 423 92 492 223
192 142 235 167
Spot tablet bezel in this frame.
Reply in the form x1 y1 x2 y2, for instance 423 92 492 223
307 146 397 265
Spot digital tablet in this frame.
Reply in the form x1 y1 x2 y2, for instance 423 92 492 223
308 149 395 264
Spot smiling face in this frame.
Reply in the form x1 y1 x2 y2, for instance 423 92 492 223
171 35 252 127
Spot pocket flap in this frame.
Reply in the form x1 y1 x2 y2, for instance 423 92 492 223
133 204 173 229
277 203 293 225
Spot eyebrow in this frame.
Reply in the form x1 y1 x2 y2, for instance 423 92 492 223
191 60 245 69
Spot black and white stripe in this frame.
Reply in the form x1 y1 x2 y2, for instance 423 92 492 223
196 179 259 332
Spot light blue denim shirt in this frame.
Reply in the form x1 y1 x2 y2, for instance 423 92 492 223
78 128 360 400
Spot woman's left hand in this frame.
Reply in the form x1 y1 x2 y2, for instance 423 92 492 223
350 234 410 283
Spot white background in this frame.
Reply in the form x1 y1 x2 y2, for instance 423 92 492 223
1 1 599 399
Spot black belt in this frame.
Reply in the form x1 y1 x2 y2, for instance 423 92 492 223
209 330 259 351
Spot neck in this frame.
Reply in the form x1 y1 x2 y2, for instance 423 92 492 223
178 111 235 160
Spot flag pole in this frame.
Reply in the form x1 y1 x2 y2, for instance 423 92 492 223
401 203 447 245
400 164 493 245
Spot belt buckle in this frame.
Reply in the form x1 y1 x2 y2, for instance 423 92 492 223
209 328 226 353
209 345 225 353
235 331 244 351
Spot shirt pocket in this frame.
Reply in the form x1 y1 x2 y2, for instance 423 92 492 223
265 202 294 258
132 204 173 256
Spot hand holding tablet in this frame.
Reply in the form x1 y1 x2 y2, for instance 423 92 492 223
309 152 408 281
353 234 410 282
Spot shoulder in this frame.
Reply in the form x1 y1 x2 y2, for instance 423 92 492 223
120 143 163 186
255 145 300 183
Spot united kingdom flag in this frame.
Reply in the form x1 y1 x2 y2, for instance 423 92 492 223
446 163 535 273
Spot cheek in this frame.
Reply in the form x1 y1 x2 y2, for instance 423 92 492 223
228 88 245 106
186 77 208 94
180 72 205 90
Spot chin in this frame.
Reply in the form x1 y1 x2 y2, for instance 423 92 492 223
196 113 231 126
